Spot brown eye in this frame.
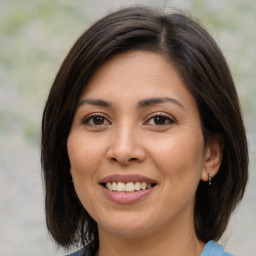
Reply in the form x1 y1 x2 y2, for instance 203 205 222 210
93 116 105 125
154 116 167 125
83 114 110 126
146 114 175 126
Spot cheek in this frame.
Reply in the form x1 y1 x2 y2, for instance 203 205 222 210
68 135 100 215
150 135 205 184
67 133 108 209
68 134 103 178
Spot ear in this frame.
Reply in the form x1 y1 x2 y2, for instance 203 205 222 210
201 135 224 182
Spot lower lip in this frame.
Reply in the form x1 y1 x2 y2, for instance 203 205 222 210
101 186 155 204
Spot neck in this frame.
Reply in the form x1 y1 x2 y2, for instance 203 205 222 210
96 217 205 256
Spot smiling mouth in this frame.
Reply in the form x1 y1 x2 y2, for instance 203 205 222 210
102 181 156 193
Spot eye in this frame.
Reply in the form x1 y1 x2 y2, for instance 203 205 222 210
145 114 175 126
82 114 111 126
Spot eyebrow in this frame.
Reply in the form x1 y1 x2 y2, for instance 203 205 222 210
77 97 185 110
77 98 112 108
138 97 185 109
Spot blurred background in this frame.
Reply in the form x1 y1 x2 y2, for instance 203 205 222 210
0 0 255 255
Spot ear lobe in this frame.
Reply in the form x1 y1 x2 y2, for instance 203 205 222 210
201 135 224 182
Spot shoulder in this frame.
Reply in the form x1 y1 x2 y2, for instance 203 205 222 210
200 241 234 256
65 246 91 256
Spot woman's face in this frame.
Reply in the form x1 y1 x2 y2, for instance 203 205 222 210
67 51 212 239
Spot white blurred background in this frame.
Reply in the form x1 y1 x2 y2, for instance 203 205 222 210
0 0 255 255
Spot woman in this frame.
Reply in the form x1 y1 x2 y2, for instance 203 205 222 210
41 6 248 256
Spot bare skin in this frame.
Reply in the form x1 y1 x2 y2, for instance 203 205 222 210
68 51 222 256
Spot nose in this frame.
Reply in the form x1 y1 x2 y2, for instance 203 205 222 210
106 123 146 165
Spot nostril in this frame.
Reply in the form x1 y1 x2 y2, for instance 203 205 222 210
109 157 138 165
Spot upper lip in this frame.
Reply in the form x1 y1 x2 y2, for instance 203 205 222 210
99 174 157 184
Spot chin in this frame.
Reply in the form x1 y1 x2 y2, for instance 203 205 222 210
98 215 154 238
103 226 152 239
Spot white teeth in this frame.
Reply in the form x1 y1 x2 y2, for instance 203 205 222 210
117 182 126 192
126 182 135 192
105 181 153 192
106 182 112 190
134 182 141 191
112 182 117 191
141 182 147 190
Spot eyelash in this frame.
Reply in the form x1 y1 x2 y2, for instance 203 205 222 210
82 113 111 126
82 113 175 127
145 113 175 126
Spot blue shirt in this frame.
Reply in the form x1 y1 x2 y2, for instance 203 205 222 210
66 240 234 256
200 241 234 256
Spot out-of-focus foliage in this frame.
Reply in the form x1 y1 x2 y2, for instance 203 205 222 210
192 0 256 122
0 0 91 143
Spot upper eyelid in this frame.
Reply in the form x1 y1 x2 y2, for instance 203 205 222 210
145 112 176 122
82 113 111 124
142 114 176 127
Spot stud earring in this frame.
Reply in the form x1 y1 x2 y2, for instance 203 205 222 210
208 173 212 186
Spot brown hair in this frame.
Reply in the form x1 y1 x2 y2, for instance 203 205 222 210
41 6 248 253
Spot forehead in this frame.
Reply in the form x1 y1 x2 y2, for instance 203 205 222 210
80 51 196 110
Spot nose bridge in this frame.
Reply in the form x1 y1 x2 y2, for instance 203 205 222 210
107 120 145 164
